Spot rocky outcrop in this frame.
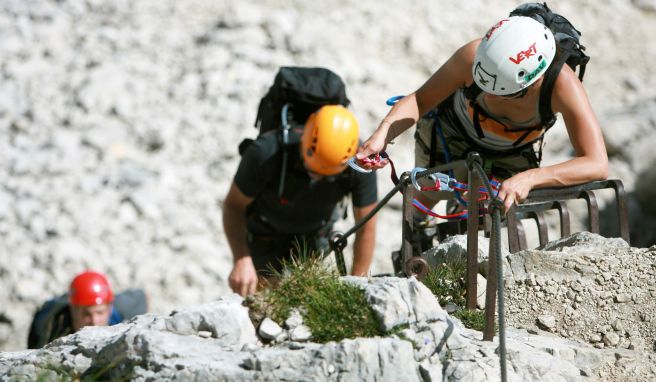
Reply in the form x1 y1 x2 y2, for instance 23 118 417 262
505 233 656 381
3 268 652 382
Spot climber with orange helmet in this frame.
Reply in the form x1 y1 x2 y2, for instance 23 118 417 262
357 13 607 215
223 104 378 296
27 270 148 348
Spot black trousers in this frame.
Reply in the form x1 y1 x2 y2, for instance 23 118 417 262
247 232 330 276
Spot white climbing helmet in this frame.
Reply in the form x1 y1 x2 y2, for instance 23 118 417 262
473 16 556 96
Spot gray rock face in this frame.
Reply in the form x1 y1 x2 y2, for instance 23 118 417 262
342 276 446 331
0 277 613 382
505 233 656 381
540 232 629 253
163 295 257 349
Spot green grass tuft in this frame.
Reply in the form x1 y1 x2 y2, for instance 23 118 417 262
421 260 467 307
453 309 486 332
420 258 490 332
251 248 385 343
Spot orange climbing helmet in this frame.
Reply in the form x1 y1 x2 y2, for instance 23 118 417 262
69 270 114 306
301 105 359 176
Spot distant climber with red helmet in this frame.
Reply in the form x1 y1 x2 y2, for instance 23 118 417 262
27 270 148 348
223 104 378 296
356 10 608 215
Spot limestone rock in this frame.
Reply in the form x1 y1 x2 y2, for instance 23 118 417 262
285 308 304 330
342 276 447 331
422 234 512 278
603 332 621 347
476 274 486 310
164 295 257 348
540 232 629 253
537 314 556 331
289 325 312 342
258 318 283 341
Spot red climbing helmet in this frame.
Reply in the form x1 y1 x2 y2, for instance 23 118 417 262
69 270 114 306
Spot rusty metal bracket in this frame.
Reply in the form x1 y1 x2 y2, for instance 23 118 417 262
465 153 483 310
507 179 629 253
399 160 470 279
507 200 571 252
405 256 429 280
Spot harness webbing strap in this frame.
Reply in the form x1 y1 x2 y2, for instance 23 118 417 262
471 105 486 139
429 119 438 168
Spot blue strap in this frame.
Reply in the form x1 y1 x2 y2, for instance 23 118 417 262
434 115 469 206
109 306 123 325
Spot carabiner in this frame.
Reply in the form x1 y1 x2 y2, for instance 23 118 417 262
386 95 405 106
411 168 452 192
347 157 372 173
347 152 389 174
410 167 426 191
435 173 452 191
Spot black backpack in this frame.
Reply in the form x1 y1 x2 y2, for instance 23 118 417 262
240 66 350 198
462 2 590 152
253 66 350 135
510 2 590 128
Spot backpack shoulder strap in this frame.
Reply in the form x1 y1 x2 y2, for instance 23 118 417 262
463 82 483 101
27 296 71 348
461 83 488 139
277 126 304 199
538 53 569 129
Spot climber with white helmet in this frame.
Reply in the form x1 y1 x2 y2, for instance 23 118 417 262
356 14 608 214
27 270 148 348
223 101 378 297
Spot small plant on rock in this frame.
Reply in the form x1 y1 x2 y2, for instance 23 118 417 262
248 244 384 343
421 260 467 307
420 259 487 332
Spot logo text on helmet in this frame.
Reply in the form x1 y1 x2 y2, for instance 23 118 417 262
523 59 547 83
485 19 509 40
509 42 537 65
473 62 497 91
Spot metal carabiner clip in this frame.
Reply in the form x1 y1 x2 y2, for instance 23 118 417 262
434 173 452 191
410 167 427 191
347 152 389 174
347 157 372 173
410 168 453 192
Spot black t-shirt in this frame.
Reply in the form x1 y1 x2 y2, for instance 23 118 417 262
234 131 377 235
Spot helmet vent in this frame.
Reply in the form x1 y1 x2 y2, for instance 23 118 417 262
538 55 543 61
